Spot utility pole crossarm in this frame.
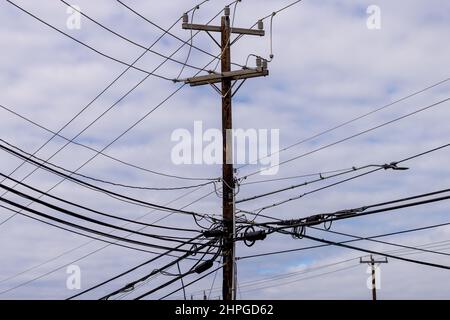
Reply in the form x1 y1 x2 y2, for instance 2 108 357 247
182 23 265 36
185 68 269 87
360 256 388 264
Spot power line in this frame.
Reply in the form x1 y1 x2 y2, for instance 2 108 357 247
115 0 245 71
238 143 450 217
0 195 215 254
231 0 305 47
237 162 408 204
236 77 450 175
92 240 219 300
0 185 211 295
240 97 450 179
238 264 359 295
6 1 175 81
59 0 217 75
0 3 239 226
189 257 358 297
0 103 216 181
240 167 354 185
133 252 221 300
0 2 221 183
1 144 219 191
0 170 203 233
300 234 450 270
121 243 220 300
0 140 218 221
0 204 174 255
310 226 450 257
160 264 223 300
265 189 450 234
237 220 450 260
194 238 450 298
67 236 213 299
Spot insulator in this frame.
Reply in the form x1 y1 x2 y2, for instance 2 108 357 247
256 57 262 68
224 6 230 16
257 20 264 30
182 13 188 23
262 59 268 70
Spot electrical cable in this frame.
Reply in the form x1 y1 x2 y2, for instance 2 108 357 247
0 204 172 255
67 234 210 299
1 2 222 183
240 97 450 179
0 185 209 295
300 233 450 270
99 240 220 300
0 102 216 181
0 181 221 246
239 143 450 218
6 1 174 81
310 226 450 257
159 264 223 300
237 220 450 260
0 196 214 254
0 1 245 227
264 189 450 234
235 77 450 175
0 140 217 221
237 161 408 204
121 241 219 300
134 250 221 300
59 0 211 75
240 167 354 185
116 0 245 70
0 170 202 233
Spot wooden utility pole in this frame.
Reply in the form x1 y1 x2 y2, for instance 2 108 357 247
360 255 388 301
182 7 268 301
220 13 235 302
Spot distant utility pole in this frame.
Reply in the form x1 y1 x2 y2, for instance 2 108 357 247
360 255 388 301
182 6 269 300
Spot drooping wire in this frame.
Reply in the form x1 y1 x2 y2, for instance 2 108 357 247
0 102 216 182
310 226 450 257
237 220 450 260
159 264 223 300
176 6 198 80
115 0 246 70
0 185 211 295
6 1 173 81
0 172 205 234
59 0 211 75
67 235 210 299
236 77 450 175
0 2 247 228
239 97 450 179
0 140 218 221
0 196 215 253
300 233 450 270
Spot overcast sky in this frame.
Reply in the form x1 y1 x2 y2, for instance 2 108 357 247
0 0 449 300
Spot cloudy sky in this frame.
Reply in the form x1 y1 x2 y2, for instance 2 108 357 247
0 0 449 300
